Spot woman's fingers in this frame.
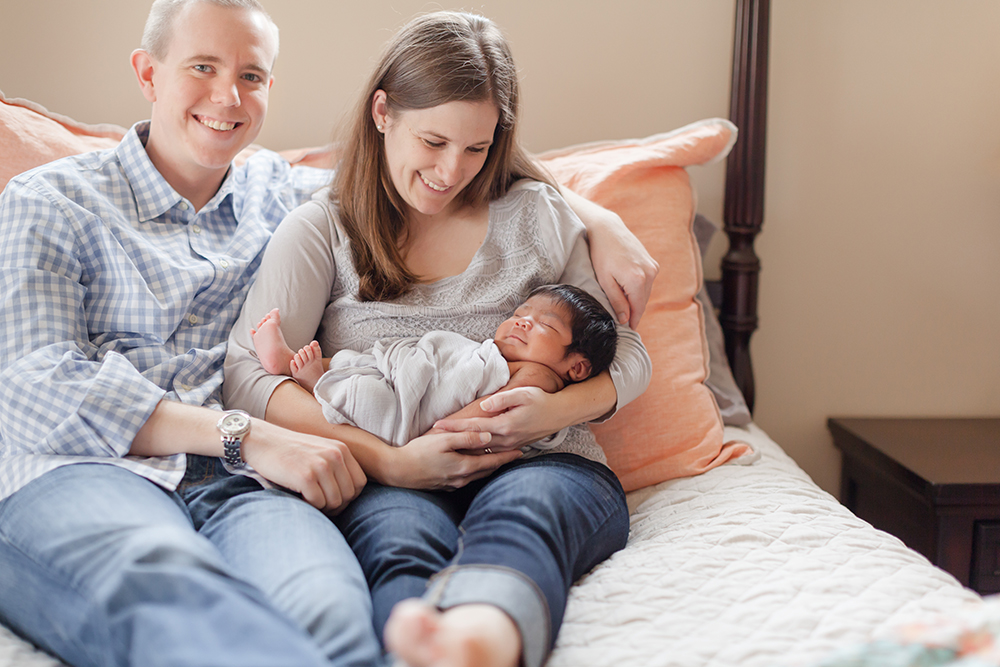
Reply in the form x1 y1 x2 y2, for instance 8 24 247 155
444 448 522 489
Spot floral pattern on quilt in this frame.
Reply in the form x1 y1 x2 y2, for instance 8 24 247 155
818 595 1000 667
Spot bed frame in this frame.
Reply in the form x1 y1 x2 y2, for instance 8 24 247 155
718 0 768 414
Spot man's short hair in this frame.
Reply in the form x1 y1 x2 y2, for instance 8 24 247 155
528 284 618 380
142 0 279 61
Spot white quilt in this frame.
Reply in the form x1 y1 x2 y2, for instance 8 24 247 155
0 424 982 667
548 424 982 667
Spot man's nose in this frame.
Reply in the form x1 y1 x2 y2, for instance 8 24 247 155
211 79 241 107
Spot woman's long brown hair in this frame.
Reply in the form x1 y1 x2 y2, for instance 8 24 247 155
332 11 552 302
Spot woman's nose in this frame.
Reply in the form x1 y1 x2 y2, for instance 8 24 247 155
436 151 462 184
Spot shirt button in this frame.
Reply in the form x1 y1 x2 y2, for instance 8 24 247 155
220 260 230 269
178 202 189 211
192 224 202 234
188 314 199 325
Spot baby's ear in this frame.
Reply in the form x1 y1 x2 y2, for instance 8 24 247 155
566 354 592 382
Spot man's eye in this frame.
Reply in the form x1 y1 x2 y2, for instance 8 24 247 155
193 64 212 73
243 73 262 83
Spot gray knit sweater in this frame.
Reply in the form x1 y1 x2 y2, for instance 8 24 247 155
224 180 651 464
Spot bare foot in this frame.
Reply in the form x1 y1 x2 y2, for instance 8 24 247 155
384 600 521 667
290 341 325 393
251 309 294 376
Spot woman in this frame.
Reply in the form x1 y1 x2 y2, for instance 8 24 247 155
224 11 651 667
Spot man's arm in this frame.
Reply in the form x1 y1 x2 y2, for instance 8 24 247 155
131 399 365 511
0 180 167 460
558 186 659 330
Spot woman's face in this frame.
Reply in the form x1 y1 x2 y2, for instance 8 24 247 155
375 93 500 222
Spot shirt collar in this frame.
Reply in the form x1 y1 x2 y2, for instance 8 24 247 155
116 121 237 222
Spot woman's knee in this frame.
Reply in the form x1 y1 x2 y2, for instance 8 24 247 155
464 455 629 572
335 485 462 567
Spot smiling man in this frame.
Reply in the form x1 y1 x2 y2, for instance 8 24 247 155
0 2 386 666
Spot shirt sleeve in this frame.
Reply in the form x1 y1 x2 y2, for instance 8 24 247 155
526 181 652 418
0 179 166 458
223 196 342 418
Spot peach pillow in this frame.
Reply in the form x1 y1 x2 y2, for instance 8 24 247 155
539 119 755 492
0 89 126 192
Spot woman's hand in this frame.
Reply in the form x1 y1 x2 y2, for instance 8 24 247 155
434 371 618 452
433 386 563 450
384 430 522 490
433 372 618 450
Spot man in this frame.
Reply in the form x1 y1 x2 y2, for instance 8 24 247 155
0 2 386 665
0 1 656 665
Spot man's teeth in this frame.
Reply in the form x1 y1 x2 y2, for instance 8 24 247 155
200 119 237 131
420 174 448 192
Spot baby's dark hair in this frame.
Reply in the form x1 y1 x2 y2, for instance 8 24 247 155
527 284 618 380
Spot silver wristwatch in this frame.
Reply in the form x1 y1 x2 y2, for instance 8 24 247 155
217 410 252 467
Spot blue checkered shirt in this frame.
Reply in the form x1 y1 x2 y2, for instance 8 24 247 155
0 122 331 501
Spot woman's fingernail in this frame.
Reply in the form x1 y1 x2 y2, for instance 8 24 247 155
617 312 628 324
480 432 492 444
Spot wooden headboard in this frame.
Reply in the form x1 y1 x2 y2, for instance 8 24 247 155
720 0 769 414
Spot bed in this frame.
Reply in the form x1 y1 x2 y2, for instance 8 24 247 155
0 1 989 666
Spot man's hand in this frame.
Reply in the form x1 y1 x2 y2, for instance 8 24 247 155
558 187 658 329
240 420 367 514
586 219 658 329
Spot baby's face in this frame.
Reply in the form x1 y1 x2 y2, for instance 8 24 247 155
494 295 574 371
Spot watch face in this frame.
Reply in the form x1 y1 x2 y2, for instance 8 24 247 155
220 412 250 435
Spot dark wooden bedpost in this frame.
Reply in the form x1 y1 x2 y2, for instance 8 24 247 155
722 0 770 413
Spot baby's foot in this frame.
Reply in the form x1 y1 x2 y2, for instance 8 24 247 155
251 309 294 376
384 600 520 667
290 341 325 393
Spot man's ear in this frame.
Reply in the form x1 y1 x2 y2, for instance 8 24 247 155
131 49 157 103
565 354 592 382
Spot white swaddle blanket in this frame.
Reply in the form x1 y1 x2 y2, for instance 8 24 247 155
313 330 510 447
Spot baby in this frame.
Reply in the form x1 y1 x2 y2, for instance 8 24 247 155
252 284 618 450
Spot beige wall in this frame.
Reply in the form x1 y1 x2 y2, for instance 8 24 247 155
2 1 998 495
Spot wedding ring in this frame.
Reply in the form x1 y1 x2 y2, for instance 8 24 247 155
484 447 493 454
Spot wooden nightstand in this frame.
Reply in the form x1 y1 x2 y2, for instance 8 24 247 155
828 417 1000 594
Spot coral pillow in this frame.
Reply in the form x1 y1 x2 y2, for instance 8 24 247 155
539 119 755 492
0 90 126 192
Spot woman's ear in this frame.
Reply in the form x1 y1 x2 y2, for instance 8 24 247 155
371 89 389 131
565 354 593 383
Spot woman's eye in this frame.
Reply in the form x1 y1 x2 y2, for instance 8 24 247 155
468 146 486 154
423 139 444 149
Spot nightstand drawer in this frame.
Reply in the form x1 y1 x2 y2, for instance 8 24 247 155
972 521 1000 594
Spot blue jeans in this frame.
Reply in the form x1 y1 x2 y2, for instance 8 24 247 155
334 453 629 667
0 458 384 667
